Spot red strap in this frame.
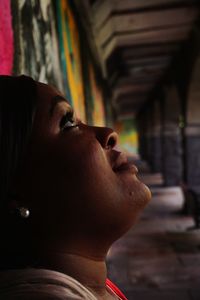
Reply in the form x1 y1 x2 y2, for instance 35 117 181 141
106 278 128 300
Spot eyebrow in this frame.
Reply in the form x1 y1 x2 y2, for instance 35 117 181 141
50 95 68 116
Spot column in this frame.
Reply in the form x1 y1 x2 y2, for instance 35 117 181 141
162 86 183 186
185 56 200 188
149 99 162 173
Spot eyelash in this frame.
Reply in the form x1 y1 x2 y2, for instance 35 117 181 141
59 110 78 131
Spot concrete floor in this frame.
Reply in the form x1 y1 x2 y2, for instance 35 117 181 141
107 174 200 300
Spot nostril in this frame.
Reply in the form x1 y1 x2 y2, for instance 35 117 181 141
107 136 116 148
105 133 118 149
95 126 118 149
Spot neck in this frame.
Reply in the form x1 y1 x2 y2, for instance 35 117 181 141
0 235 116 298
34 250 109 298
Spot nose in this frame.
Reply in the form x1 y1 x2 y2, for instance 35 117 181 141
93 126 119 150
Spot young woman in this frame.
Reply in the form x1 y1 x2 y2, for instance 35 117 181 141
0 75 151 299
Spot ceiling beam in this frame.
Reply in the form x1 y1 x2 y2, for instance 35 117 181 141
106 50 173 81
124 55 171 67
114 0 197 12
92 0 197 30
113 83 153 100
120 44 179 59
110 69 164 87
97 7 197 46
115 93 147 103
115 110 136 120
103 24 191 59
115 99 147 116
128 64 167 76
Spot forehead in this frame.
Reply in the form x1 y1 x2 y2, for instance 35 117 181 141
35 82 70 109
30 82 71 135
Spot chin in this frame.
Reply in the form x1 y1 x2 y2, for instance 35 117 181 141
108 182 151 242
120 173 151 207
135 179 152 206
121 179 151 231
116 164 151 202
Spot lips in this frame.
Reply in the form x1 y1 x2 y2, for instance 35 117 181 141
114 162 138 174
112 152 138 174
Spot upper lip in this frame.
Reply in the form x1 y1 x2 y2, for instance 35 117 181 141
112 152 138 174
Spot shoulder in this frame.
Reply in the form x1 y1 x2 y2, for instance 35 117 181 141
0 268 97 300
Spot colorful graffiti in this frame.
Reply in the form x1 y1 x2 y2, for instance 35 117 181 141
89 64 106 126
114 119 138 155
56 0 86 122
11 0 63 91
0 0 108 127
0 0 13 75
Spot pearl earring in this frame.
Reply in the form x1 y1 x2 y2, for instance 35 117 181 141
18 207 30 218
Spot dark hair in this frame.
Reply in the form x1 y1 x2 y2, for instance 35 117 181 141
0 75 37 209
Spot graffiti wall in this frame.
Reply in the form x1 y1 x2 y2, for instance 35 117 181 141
89 64 106 126
56 0 86 122
0 0 107 126
11 0 63 91
114 119 138 155
0 0 13 75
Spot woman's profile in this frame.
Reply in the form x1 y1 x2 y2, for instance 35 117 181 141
0 75 151 299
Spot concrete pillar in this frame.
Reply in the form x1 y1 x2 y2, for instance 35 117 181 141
138 109 149 162
138 102 162 173
162 86 183 186
138 99 162 174
146 106 154 167
148 99 162 173
185 56 200 188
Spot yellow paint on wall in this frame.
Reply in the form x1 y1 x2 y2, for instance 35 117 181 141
114 120 138 155
61 0 86 122
89 64 106 126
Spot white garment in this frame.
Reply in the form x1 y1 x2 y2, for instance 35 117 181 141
0 268 98 299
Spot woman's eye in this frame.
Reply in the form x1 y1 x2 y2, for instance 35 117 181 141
60 111 77 130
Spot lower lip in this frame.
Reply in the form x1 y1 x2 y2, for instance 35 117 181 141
115 163 138 174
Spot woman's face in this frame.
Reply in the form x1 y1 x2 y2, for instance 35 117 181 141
17 82 151 252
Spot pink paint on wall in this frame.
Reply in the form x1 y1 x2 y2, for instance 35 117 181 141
0 0 13 74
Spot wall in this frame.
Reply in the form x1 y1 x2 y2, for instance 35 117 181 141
0 0 107 126
187 56 200 123
114 119 138 155
0 0 13 75
11 0 63 91
89 63 106 126
56 0 86 121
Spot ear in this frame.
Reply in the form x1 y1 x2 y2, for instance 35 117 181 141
7 194 30 219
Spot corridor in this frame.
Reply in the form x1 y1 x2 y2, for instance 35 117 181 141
107 171 200 300
1 1 200 299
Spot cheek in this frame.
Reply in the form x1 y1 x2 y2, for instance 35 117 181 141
49 139 109 201
59 138 108 184
119 174 151 207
